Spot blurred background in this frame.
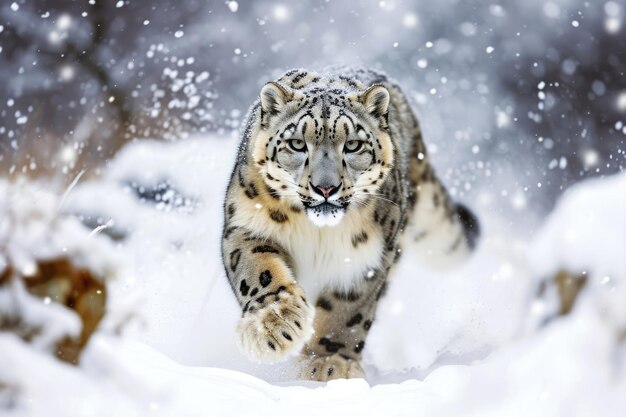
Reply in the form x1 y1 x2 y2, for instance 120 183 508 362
0 0 624 230
1 4 625 413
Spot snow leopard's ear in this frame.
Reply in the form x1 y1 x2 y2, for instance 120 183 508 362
359 84 390 119
260 82 293 118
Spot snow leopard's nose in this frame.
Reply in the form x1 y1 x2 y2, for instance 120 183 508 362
311 182 341 199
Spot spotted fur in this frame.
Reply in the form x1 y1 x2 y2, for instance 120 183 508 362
221 66 480 380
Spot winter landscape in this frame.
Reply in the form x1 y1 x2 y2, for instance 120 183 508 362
1 1 625 416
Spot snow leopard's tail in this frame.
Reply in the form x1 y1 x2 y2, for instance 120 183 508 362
403 179 481 268
455 203 481 251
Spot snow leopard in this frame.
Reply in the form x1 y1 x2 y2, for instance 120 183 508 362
221 67 480 381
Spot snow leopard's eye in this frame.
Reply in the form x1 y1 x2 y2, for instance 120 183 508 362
287 139 307 152
344 140 364 153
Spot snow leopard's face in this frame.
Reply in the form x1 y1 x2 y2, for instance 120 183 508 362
252 82 394 227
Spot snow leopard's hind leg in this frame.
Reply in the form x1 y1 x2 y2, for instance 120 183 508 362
404 133 481 268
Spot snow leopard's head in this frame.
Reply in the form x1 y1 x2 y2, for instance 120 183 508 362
252 80 394 227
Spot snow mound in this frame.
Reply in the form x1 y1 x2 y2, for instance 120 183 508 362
0 180 119 278
2 304 623 417
530 173 626 281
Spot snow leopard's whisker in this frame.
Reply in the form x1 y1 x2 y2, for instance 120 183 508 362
350 199 370 209
350 195 376 209
353 193 399 207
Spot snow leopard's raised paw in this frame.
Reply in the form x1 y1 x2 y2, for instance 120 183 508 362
237 283 314 363
300 353 365 381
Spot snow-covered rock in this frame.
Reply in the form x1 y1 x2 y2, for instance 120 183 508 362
0 179 120 363
528 172 626 333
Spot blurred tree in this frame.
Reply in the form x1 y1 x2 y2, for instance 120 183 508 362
0 0 214 177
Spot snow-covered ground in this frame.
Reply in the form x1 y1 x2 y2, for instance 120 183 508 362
1 135 625 416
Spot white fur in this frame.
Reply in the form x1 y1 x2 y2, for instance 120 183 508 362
283 212 383 300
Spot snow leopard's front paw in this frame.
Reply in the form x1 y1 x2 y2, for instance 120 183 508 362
299 354 365 381
237 283 314 363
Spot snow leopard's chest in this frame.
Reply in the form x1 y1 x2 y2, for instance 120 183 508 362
273 215 384 302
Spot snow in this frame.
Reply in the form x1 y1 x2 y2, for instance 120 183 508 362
1 135 625 416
